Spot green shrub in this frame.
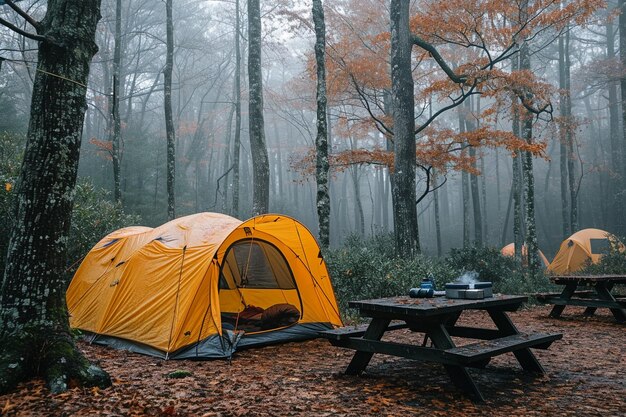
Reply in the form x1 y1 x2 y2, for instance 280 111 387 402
445 246 522 285
67 180 141 279
579 236 626 275
326 237 557 318
326 234 457 317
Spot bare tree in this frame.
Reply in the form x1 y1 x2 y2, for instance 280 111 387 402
164 0 176 219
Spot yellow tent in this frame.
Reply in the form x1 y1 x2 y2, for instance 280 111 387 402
547 228 621 274
66 212 342 359
500 243 550 268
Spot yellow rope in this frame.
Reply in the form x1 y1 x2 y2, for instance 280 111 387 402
35 67 87 88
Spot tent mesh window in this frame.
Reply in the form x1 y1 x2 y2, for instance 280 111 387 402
220 240 296 289
219 240 301 333
589 238 610 255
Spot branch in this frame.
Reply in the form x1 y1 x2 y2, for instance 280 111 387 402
211 163 235 208
0 16 45 42
412 34 466 84
4 0 40 31
415 165 432 206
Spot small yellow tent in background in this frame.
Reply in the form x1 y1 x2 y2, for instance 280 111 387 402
66 212 343 359
547 228 621 274
500 243 550 268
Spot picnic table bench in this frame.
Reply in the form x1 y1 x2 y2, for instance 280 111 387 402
537 275 626 323
320 295 562 402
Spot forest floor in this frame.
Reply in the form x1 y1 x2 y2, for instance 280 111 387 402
1 305 624 416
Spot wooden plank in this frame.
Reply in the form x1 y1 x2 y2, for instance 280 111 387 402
345 318 389 375
535 290 595 301
543 297 626 310
318 322 408 341
349 295 527 319
551 275 626 284
327 337 463 366
445 333 562 364
446 326 503 340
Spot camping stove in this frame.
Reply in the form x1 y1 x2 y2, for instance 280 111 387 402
445 281 493 299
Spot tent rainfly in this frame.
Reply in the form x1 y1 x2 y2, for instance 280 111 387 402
500 243 550 268
547 228 621 274
66 213 343 359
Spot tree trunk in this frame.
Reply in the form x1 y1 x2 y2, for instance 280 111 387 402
433 171 442 256
607 17 621 188
480 154 488 243
564 28 578 233
558 28 570 239
232 0 242 218
465 100 483 246
519 7 540 275
164 0 176 220
511 53 523 263
111 0 122 205
458 108 470 247
390 0 419 256
618 0 626 234
0 0 110 395
248 0 270 215
312 0 330 248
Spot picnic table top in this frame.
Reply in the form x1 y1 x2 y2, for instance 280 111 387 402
348 294 527 317
550 275 626 284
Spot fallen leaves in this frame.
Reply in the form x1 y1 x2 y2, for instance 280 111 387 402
0 306 623 416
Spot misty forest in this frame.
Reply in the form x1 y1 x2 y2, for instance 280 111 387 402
0 0 625 413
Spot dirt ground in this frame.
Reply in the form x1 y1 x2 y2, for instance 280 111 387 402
1 305 624 416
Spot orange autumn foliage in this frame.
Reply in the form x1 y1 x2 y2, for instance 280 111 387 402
289 0 601 180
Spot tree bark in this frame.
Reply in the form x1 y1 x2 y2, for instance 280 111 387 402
164 0 176 220
0 0 110 394
620 0 626 224
563 28 578 233
465 99 483 246
558 28 570 239
232 0 242 218
433 171 442 256
607 16 621 188
519 3 540 274
458 108 470 247
312 0 330 248
511 53 523 264
111 0 122 205
247 0 270 215
390 0 419 256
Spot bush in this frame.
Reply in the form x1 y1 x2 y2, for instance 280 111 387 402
67 180 141 279
445 246 524 286
326 234 457 318
326 237 557 318
0 166 141 281
579 236 626 275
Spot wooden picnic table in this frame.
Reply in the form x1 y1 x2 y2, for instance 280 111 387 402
537 275 626 323
320 295 562 402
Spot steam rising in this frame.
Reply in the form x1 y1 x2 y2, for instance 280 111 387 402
457 271 479 288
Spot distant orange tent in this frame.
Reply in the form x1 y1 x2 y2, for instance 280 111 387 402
501 243 550 268
547 228 623 274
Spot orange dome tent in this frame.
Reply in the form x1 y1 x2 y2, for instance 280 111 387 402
547 228 623 274
500 243 550 268
66 213 342 359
